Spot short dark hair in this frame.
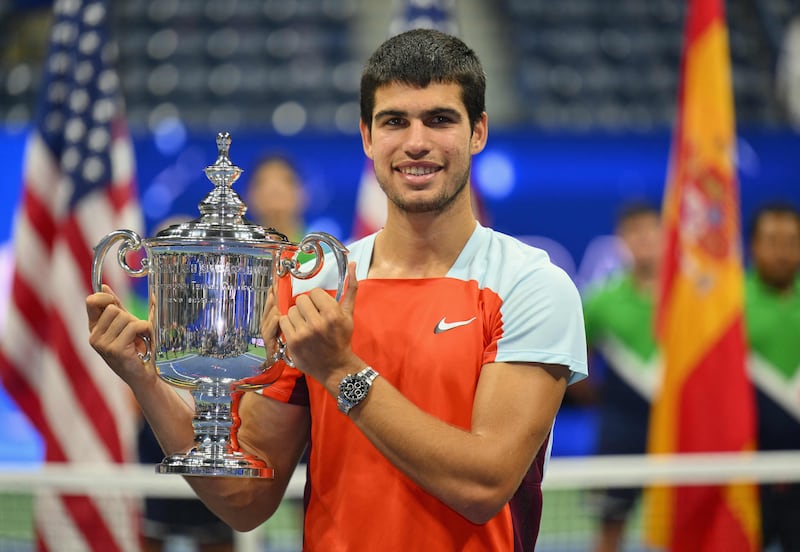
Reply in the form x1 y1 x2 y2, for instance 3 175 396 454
747 201 800 242
615 200 660 228
360 29 486 131
251 153 299 177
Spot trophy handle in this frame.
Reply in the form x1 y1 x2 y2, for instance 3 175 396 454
280 232 349 300
92 229 152 362
275 232 349 367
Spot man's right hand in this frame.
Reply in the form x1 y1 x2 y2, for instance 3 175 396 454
86 284 155 387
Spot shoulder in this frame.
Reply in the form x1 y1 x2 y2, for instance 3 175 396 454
459 225 577 299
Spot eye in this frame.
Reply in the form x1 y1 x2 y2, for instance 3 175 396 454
380 117 407 127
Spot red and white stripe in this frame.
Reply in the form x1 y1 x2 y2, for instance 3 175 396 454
0 126 142 551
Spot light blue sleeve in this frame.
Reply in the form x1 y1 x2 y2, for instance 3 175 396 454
486 235 589 384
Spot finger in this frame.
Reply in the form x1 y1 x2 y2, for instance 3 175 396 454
101 284 123 308
293 293 322 325
88 305 112 343
105 309 135 342
278 313 296 343
285 302 309 331
89 304 126 350
339 262 358 317
260 310 281 341
86 293 120 330
121 321 153 358
263 285 278 318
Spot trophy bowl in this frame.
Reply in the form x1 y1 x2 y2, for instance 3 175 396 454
92 132 348 478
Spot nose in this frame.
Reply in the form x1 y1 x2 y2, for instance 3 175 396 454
403 120 431 158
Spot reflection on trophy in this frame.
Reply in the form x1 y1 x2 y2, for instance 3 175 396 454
91 132 348 478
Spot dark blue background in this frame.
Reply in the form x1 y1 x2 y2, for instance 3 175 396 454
1 126 798 460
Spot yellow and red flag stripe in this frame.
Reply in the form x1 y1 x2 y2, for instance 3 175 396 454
645 0 760 550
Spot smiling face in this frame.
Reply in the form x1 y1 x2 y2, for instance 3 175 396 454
360 81 487 216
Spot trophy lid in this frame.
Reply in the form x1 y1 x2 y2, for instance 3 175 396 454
152 132 292 245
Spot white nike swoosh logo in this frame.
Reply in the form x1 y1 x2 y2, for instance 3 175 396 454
434 317 476 334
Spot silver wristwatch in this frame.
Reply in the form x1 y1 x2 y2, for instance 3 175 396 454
337 366 379 414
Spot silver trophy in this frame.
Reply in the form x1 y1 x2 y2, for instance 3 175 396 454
92 132 348 478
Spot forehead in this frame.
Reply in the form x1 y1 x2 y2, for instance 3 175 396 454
254 162 296 183
372 81 466 115
618 212 660 230
755 212 800 235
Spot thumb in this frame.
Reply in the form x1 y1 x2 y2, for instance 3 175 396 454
340 262 358 316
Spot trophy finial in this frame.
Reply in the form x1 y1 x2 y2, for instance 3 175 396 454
199 131 246 219
204 131 242 189
216 132 231 160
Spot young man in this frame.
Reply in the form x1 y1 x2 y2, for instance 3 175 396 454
580 202 662 552
745 203 800 551
86 29 587 550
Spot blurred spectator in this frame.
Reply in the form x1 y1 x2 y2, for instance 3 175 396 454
580 202 663 552
245 154 307 242
745 202 800 552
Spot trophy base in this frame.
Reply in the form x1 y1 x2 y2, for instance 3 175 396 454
156 449 275 478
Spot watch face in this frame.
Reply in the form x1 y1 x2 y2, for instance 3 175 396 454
341 375 369 402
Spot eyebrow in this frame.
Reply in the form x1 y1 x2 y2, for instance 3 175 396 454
374 107 463 121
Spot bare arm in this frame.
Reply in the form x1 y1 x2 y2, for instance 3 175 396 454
186 393 310 531
86 286 309 531
280 265 570 523
347 360 568 524
86 287 194 454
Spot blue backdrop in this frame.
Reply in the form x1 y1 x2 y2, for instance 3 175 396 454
0 126 798 460
2 126 799 262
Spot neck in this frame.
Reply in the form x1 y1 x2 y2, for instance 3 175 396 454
757 272 796 296
631 265 658 295
264 216 302 240
369 198 477 279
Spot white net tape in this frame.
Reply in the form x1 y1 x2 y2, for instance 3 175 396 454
0 451 797 551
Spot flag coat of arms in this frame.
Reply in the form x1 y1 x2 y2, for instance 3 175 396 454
645 0 760 550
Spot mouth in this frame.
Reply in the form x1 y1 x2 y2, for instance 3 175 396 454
394 163 442 184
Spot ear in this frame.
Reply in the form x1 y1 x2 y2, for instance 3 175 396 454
470 112 488 155
359 119 374 160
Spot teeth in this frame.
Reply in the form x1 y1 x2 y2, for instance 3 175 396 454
400 166 437 176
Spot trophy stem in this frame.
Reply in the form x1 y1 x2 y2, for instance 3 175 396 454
156 380 275 478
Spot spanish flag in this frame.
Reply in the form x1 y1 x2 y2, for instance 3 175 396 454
644 0 760 550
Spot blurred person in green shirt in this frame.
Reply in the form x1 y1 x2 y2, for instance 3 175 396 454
581 202 662 552
745 202 800 552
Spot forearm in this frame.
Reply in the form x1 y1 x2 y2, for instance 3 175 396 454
185 393 310 531
87 291 290 529
127 373 281 529
130 374 195 456
350 384 524 521
322 361 569 524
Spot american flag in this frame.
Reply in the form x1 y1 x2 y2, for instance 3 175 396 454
0 0 142 550
351 0 488 240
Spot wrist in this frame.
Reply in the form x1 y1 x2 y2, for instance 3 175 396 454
323 354 364 396
337 366 379 415
128 361 164 397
